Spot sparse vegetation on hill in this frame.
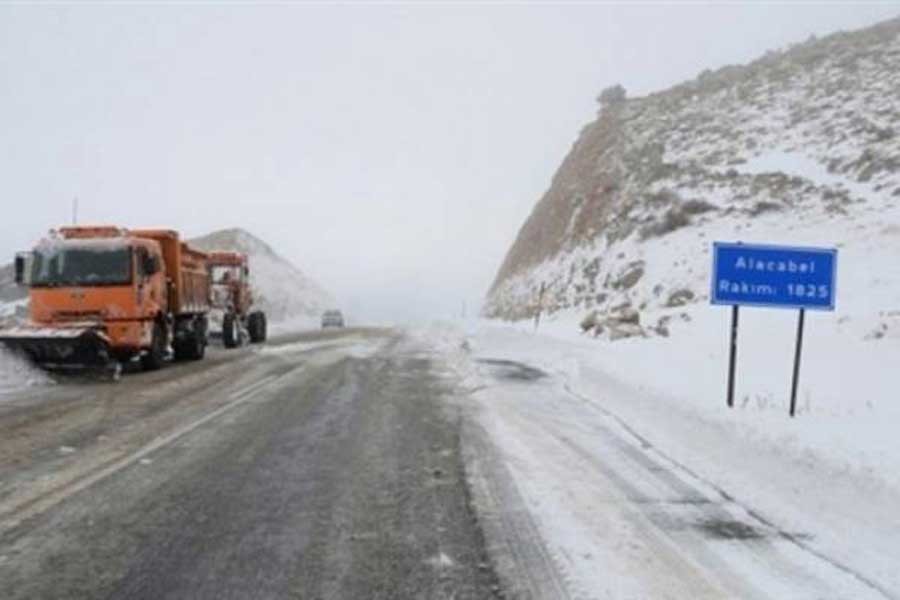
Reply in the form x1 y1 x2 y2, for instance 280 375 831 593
485 17 900 340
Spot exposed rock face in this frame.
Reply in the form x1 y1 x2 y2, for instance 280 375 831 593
666 288 695 308
485 18 900 321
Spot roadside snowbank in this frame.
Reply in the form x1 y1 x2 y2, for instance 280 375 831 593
452 320 900 596
267 316 321 337
479 311 900 487
0 299 27 320
0 349 52 397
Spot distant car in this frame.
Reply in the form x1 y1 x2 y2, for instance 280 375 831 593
321 310 345 329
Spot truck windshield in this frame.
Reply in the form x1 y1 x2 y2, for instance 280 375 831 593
212 265 241 284
30 244 133 287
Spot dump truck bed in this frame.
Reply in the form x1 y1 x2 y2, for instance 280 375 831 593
132 229 210 316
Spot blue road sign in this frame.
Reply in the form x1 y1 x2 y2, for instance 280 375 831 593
711 242 837 310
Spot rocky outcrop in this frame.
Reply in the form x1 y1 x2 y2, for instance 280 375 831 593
485 18 900 322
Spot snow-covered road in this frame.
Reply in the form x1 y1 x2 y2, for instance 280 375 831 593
427 324 900 599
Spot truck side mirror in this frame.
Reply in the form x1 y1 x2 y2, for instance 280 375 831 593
144 254 161 276
14 253 29 285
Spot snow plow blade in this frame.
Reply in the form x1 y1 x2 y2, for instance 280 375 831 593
0 326 113 370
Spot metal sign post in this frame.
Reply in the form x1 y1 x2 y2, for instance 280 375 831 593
711 242 837 417
789 309 806 418
727 305 739 409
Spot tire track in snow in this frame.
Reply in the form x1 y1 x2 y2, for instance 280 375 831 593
463 419 573 600
561 382 897 600
490 406 734 600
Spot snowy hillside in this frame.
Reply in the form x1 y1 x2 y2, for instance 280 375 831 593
0 264 27 325
190 228 334 323
0 263 25 304
485 17 900 342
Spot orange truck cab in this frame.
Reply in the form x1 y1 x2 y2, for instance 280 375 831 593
0 226 211 372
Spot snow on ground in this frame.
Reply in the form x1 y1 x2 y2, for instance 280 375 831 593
267 316 322 337
418 318 900 597
257 332 383 360
0 299 27 320
0 348 52 397
257 339 343 357
494 311 895 459
493 304 900 483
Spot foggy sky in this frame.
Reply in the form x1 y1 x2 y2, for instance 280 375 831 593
2 3 897 323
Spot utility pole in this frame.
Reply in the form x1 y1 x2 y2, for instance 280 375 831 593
72 197 79 225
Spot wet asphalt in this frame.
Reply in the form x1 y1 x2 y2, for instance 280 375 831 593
0 330 500 600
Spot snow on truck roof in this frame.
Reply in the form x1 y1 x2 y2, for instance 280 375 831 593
55 226 184 241
52 226 183 245
36 237 132 253
57 226 129 239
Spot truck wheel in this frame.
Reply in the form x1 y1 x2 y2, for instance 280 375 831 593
248 311 267 343
141 322 166 371
175 318 206 361
223 312 240 349
188 327 206 360
191 317 208 360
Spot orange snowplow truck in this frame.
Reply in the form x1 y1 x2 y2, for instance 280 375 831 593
208 251 267 348
0 226 211 373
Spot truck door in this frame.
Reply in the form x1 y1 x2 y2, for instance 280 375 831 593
136 246 164 317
